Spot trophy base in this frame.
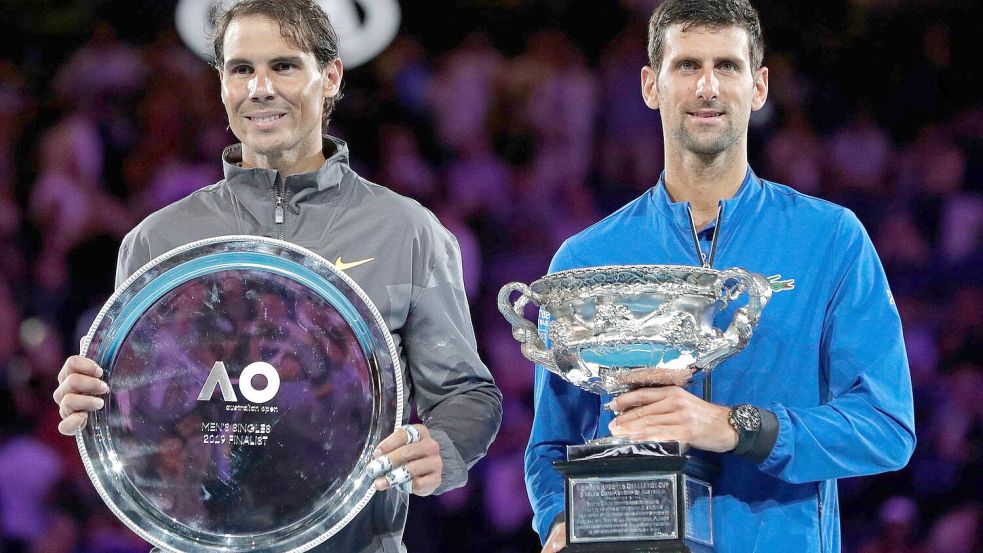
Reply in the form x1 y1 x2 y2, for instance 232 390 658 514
555 445 717 553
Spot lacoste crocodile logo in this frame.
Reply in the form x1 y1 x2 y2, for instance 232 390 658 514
767 274 795 293
335 257 375 271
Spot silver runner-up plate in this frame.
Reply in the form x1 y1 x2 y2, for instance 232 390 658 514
77 236 403 553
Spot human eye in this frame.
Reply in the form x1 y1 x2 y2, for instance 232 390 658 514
232 64 252 75
273 61 296 72
718 61 739 72
677 60 697 71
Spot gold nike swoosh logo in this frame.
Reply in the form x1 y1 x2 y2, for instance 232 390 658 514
334 257 375 271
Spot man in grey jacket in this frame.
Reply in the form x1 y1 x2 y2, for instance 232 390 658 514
51 1 502 551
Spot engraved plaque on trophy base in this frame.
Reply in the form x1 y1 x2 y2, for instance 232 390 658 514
555 452 716 552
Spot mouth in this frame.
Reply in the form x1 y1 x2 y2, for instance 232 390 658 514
245 113 286 126
687 110 724 119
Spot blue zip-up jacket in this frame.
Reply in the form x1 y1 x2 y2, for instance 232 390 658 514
525 168 916 552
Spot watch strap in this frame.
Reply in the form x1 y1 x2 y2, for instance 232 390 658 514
730 406 779 463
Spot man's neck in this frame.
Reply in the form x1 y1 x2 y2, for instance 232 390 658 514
242 142 326 176
663 146 748 230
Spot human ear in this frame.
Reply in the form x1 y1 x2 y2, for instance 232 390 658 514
751 66 769 111
641 65 660 110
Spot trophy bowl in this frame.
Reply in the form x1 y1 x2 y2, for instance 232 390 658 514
498 265 772 395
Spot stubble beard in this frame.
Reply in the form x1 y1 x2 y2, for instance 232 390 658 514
246 123 321 167
672 119 741 158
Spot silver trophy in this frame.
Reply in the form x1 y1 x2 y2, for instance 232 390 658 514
499 265 771 552
78 236 402 552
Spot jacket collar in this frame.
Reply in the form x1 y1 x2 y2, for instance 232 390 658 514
221 135 351 194
651 165 761 230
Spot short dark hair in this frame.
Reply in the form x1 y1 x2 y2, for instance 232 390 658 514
210 0 343 124
648 0 764 73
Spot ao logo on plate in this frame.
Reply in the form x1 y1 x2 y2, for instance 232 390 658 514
197 361 280 404
175 0 401 69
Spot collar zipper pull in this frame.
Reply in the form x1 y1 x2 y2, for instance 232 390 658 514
275 195 284 224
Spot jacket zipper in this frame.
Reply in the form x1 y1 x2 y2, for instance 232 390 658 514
274 182 285 240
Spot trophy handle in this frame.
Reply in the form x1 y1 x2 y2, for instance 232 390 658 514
696 269 773 370
497 282 554 369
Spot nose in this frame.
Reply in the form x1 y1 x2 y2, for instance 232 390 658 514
695 67 719 101
248 70 275 102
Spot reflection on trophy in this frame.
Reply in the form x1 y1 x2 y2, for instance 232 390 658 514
499 265 771 552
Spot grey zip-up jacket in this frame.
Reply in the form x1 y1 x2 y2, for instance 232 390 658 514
116 137 503 552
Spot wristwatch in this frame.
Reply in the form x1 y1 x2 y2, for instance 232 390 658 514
728 403 762 455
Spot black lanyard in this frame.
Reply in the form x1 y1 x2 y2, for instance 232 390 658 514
686 204 723 269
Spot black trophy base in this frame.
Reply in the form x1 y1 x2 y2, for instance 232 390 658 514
555 445 717 553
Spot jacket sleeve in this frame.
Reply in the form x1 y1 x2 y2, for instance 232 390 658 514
523 243 601 543
758 210 916 483
401 220 503 494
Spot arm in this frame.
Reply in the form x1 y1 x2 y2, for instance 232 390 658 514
758 211 916 483
525 364 600 542
399 221 503 494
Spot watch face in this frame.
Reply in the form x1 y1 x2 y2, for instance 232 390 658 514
77 236 403 552
730 405 761 432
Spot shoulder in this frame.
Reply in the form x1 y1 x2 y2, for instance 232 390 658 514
758 178 872 271
129 180 231 239
759 178 858 229
118 180 231 275
349 175 455 243
342 175 461 276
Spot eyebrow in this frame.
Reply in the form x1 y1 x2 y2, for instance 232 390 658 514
224 55 306 69
713 56 743 67
669 55 745 67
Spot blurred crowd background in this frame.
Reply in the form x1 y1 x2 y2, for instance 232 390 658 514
1 0 981 552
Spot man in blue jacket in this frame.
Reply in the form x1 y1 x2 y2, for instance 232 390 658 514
525 1 916 551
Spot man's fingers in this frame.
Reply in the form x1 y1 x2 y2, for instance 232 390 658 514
366 454 394 479
611 408 685 434
609 387 671 412
403 457 440 480
373 424 429 456
64 373 110 395
404 472 441 496
393 438 439 463
611 419 683 443
614 399 679 423
57 355 102 384
373 458 442 494
58 394 106 418
58 412 88 436
373 429 408 456
53 373 109 404
367 440 441 478
369 426 442 495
